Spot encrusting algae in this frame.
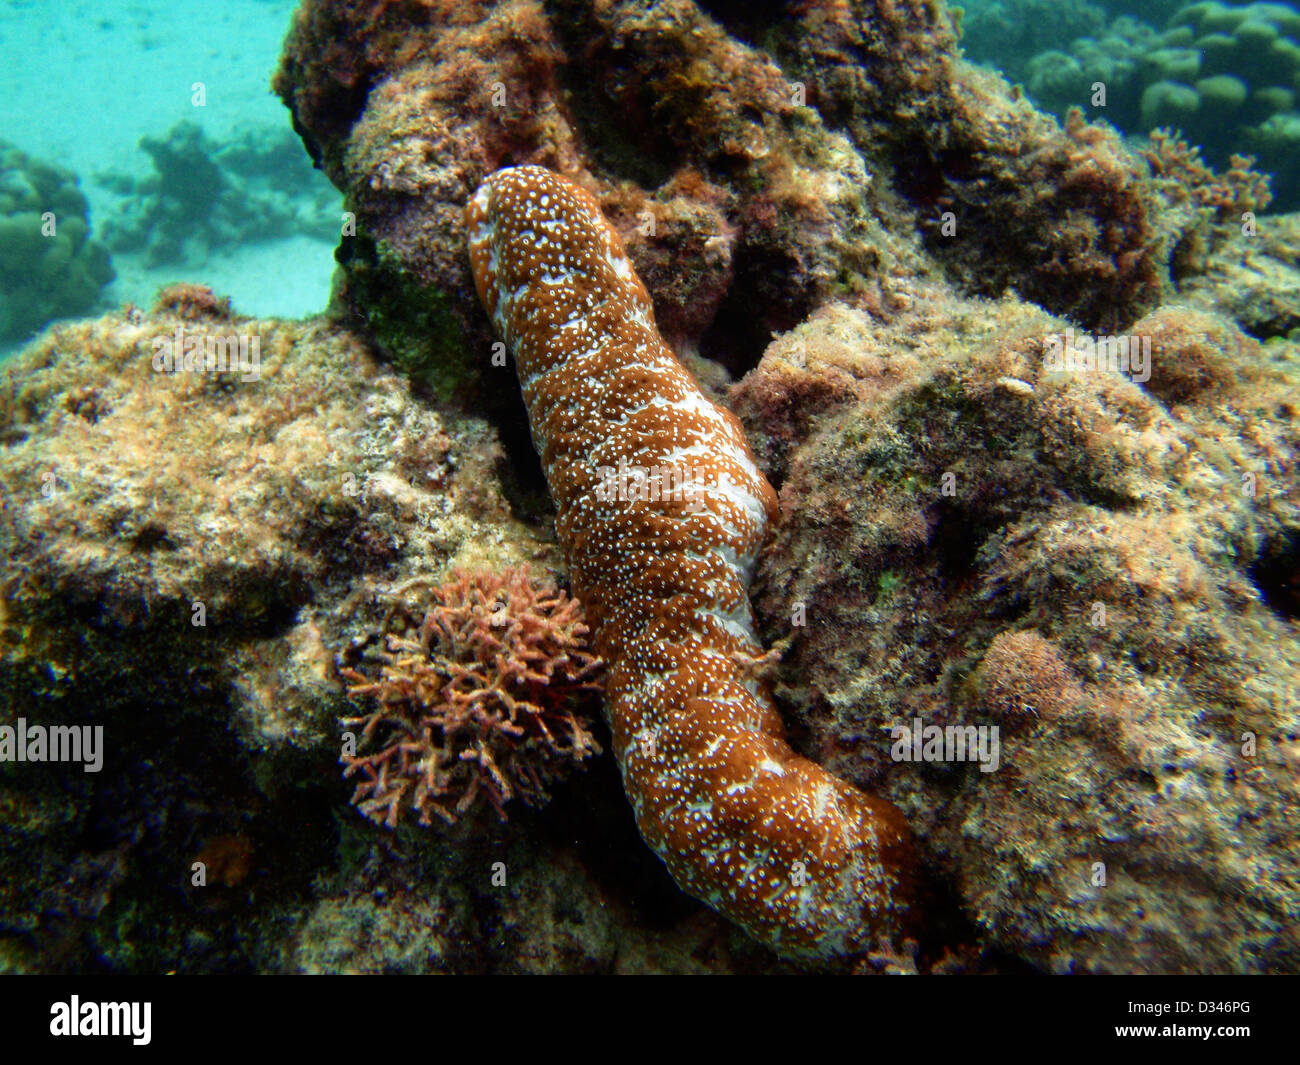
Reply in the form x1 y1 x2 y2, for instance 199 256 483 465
0 0 1298 976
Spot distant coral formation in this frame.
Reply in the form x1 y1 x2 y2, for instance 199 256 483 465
339 567 602 827
1016 2 1300 208
960 0 1108 82
98 120 339 264
0 141 114 343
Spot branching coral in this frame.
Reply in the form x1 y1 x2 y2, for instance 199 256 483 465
339 566 603 827
1143 127 1274 219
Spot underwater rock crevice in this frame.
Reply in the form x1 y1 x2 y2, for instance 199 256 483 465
1249 526 1300 620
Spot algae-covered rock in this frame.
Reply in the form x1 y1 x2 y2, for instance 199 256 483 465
0 142 114 343
0 297 777 974
274 0 1164 353
1180 211 1300 337
734 275 1300 973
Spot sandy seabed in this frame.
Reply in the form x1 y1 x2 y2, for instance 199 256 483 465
0 0 337 356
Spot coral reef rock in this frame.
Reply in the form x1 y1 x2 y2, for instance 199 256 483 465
2 0 1299 973
272 0 1165 397
737 286 1300 973
268 0 1298 971
2 299 763 973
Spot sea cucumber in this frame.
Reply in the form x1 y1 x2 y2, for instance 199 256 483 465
466 165 915 961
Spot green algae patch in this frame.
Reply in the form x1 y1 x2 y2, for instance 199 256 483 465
334 230 475 402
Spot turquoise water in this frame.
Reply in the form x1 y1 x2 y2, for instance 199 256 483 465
0 0 339 354
960 0 1300 211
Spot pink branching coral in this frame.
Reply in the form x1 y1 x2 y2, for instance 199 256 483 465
339 566 603 827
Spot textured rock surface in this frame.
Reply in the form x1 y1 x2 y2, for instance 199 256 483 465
268 0 1297 971
272 0 1165 396
2 0 1299 973
1 300 775 973
1179 213 1300 339
735 289 1300 973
